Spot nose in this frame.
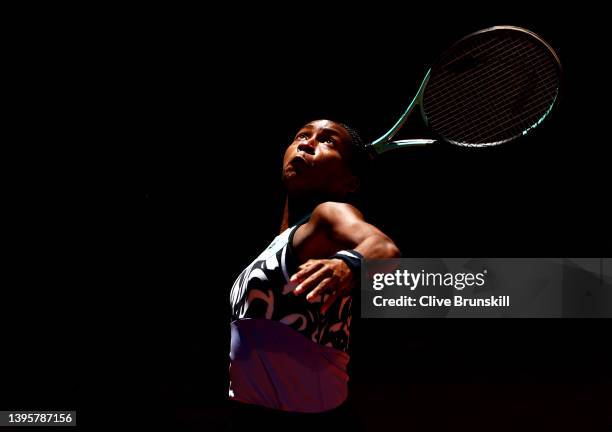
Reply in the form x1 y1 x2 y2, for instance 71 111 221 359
297 138 316 155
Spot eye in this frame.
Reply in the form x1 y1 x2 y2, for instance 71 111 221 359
296 133 308 140
322 137 335 145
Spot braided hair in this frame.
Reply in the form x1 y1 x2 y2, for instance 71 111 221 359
339 122 369 176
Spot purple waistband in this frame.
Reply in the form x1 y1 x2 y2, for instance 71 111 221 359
229 318 350 413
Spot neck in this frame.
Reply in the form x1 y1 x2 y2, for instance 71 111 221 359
280 193 327 233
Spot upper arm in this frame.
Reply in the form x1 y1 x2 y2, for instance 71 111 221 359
293 202 400 262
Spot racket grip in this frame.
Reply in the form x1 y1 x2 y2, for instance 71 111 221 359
366 139 437 158
391 139 437 147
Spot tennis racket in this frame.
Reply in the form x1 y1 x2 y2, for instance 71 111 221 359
367 25 562 157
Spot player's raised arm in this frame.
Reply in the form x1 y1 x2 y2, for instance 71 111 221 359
291 201 400 314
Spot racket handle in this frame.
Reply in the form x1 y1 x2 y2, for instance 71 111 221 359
392 139 437 147
367 139 437 158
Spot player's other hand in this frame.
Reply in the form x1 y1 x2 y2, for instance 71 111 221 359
290 258 354 314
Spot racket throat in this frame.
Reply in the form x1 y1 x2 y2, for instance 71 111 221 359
368 69 433 157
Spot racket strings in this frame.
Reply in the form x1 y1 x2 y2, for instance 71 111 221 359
429 59 558 140
426 36 540 93
428 37 530 91
457 64 559 143
428 44 558 126
423 31 560 146
459 96 555 145
427 41 550 112
428 52 558 143
426 39 555 123
458 78 558 144
428 57 555 130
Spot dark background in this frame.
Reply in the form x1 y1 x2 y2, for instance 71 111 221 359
3 4 610 432
139 5 610 432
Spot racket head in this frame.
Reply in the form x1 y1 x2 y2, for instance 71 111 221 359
420 26 562 147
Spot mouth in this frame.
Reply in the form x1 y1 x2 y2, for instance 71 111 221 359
290 154 313 170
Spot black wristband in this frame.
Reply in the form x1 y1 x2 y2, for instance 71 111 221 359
329 250 363 276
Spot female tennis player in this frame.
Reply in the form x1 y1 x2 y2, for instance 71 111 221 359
228 119 400 430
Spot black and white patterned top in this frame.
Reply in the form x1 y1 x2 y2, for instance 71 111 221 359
229 219 353 352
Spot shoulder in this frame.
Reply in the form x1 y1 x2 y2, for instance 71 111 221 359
292 202 366 261
310 202 364 228
292 202 363 253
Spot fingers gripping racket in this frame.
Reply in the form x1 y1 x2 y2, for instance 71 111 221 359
367 26 562 157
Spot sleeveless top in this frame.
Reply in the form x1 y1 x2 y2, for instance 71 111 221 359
228 218 354 412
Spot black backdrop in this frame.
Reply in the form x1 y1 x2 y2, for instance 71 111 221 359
138 5 612 431
1 5 609 432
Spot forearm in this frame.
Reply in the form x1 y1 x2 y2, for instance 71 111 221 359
352 233 400 259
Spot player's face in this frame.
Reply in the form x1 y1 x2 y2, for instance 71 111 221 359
282 120 358 197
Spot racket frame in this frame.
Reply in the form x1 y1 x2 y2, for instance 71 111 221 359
366 25 562 158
